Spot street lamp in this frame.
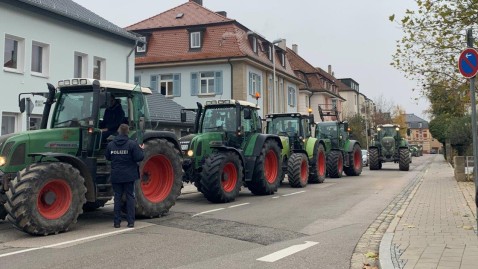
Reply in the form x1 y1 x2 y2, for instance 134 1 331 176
271 38 283 113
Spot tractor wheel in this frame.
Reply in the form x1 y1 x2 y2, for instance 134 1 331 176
5 162 86 235
201 151 243 203
247 139 281 195
82 200 108 212
136 139 183 217
369 148 380 170
399 148 410 171
308 142 326 183
0 205 7 220
326 150 343 178
287 153 309 188
344 144 363 176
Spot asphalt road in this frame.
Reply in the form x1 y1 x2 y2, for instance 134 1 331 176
0 155 435 269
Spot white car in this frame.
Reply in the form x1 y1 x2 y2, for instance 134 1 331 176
362 150 368 166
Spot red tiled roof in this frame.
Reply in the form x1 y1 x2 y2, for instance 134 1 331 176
126 1 233 30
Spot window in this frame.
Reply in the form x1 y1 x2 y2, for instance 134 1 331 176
191 71 222 96
29 115 42 130
332 98 337 109
4 35 24 72
288 87 296 107
159 74 181 97
74 52 88 78
31 41 49 76
1 113 17 135
249 72 262 96
268 45 273 61
200 72 215 94
280 52 285 67
251 36 257 53
134 76 141 85
190 32 201 49
93 57 105 80
305 95 310 108
136 36 147 53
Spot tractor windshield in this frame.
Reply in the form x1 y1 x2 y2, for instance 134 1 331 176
316 123 337 139
52 91 94 128
266 116 299 136
201 106 237 133
380 127 397 138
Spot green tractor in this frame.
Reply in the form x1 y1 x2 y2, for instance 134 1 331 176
368 124 410 171
314 105 363 178
0 79 183 235
264 113 326 187
179 100 283 203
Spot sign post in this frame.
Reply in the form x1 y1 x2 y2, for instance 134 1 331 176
459 29 478 235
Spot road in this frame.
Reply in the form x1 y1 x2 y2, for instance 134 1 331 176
0 155 434 269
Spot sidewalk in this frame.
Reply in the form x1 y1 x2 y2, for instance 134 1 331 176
379 156 478 269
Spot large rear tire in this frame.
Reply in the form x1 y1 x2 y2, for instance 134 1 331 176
0 205 7 220
287 153 309 188
5 162 86 235
247 139 281 195
369 148 380 170
327 150 343 178
136 139 183 217
344 144 363 176
308 142 326 183
399 148 410 171
201 152 243 203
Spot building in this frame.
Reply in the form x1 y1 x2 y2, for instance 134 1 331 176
405 113 440 153
126 0 302 121
1 0 140 134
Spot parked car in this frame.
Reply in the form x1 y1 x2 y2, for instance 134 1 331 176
362 149 368 166
430 148 437 154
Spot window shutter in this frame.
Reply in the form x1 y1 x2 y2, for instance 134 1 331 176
287 88 291 105
258 75 262 94
215 71 223 95
293 89 296 106
249 72 253 95
191 73 198 96
150 75 157 92
173 74 181 97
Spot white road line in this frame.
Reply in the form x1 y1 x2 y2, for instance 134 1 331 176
271 196 280 199
0 229 130 258
191 208 225 217
257 241 319 262
281 190 306 197
228 203 250 208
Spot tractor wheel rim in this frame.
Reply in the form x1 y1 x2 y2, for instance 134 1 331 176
141 155 174 203
338 155 343 174
37 179 72 220
300 159 308 183
318 151 325 176
222 162 238 192
264 150 278 183
354 149 361 170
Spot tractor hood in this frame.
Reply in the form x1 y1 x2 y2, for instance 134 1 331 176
179 133 196 153
381 136 395 154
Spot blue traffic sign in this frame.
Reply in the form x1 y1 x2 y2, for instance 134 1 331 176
458 48 478 78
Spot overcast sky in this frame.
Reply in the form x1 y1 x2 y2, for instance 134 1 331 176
74 0 428 120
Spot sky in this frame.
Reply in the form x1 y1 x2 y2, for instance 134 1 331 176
73 0 429 120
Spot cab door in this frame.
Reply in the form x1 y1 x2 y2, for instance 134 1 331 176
131 85 148 144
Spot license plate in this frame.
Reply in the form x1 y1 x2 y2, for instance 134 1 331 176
181 144 188 150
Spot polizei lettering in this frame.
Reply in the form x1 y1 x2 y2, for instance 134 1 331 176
110 150 129 155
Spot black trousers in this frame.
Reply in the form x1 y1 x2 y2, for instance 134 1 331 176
112 181 135 225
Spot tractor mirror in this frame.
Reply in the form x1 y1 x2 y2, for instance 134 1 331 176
180 111 186 122
19 98 26 113
343 122 349 132
244 109 252 119
309 114 315 123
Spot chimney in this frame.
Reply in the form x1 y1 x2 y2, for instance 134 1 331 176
216 11 227 17
292 44 298 54
278 39 287 50
328 65 332 74
189 0 203 5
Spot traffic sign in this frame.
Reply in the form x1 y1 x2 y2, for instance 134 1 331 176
458 48 478 78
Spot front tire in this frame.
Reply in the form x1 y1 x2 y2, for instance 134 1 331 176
399 148 410 171
247 139 281 195
344 144 363 176
5 162 86 235
327 150 343 178
136 139 183 217
369 148 380 170
308 142 326 183
201 152 243 203
288 153 309 188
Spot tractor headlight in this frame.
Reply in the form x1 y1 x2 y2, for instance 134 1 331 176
187 150 194 157
0 156 6 166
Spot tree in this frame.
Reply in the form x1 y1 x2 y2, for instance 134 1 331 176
447 115 472 155
345 114 367 147
391 105 407 137
428 114 451 144
371 95 395 126
425 81 467 118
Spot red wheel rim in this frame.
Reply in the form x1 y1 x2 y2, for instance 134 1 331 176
354 149 361 170
141 155 174 203
37 179 72 220
338 155 343 174
222 162 238 192
300 159 308 183
318 151 326 176
264 150 278 183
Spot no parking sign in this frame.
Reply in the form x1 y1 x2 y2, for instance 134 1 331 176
458 48 478 78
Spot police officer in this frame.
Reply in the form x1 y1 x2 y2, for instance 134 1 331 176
105 124 144 228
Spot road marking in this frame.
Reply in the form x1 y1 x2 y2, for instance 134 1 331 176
192 208 225 217
0 229 131 258
228 203 250 208
272 196 280 199
282 190 306 197
257 241 319 262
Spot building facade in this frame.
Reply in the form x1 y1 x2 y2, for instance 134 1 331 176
405 113 440 153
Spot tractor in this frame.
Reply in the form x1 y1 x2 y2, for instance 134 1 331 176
0 79 183 235
179 100 283 203
264 112 326 187
314 105 363 178
368 124 410 171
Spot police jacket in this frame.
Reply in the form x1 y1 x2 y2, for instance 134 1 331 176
105 134 144 183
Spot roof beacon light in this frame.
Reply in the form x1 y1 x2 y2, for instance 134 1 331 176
255 92 260 100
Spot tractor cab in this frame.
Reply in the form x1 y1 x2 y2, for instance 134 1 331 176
265 113 314 150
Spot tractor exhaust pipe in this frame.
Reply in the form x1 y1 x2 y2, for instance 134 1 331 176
40 83 57 129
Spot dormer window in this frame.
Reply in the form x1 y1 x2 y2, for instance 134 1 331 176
190 31 201 49
136 36 147 53
268 45 273 61
280 52 285 67
251 36 257 53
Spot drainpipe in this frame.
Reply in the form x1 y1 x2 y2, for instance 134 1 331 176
228 58 233 98
126 40 138 83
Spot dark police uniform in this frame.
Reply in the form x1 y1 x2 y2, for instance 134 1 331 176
105 134 144 227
